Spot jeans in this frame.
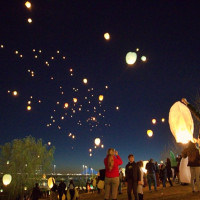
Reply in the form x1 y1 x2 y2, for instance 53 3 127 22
104 177 119 199
147 173 157 191
190 166 200 191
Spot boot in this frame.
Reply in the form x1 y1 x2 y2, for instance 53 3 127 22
138 193 143 200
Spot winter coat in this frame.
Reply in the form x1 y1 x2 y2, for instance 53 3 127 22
125 162 141 182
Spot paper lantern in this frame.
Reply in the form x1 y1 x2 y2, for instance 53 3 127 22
83 78 88 84
64 103 69 108
161 118 165 122
27 105 31 111
2 174 12 186
12 91 18 96
25 1 31 8
152 119 156 124
73 98 78 103
99 95 104 101
125 52 137 65
141 56 147 62
48 177 55 188
147 130 153 137
169 101 194 144
104 33 110 40
27 18 32 23
94 138 101 146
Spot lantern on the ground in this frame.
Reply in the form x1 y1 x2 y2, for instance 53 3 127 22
2 174 12 186
169 101 194 144
48 177 55 188
125 52 137 65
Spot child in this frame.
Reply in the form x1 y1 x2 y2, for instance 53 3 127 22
137 161 144 200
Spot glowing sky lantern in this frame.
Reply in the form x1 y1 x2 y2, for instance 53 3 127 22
94 138 101 146
161 118 165 122
48 177 55 188
99 95 104 101
101 144 104 148
73 98 78 103
152 119 156 124
169 101 194 144
83 78 88 84
125 52 137 65
64 103 69 108
89 149 92 152
104 33 110 40
2 174 12 186
48 141 51 146
116 106 120 110
141 56 147 62
27 105 31 111
12 91 18 96
25 1 31 8
147 130 153 137
27 18 32 23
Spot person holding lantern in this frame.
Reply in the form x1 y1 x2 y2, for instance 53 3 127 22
182 141 200 192
104 148 123 200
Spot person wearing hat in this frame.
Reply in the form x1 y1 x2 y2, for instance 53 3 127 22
125 154 141 200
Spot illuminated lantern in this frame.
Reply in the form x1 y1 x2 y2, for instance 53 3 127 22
25 1 31 8
99 95 104 101
89 149 92 152
104 33 110 40
152 119 156 124
125 52 137 65
83 78 88 84
161 118 165 122
136 48 139 52
2 174 12 186
12 91 18 96
48 177 55 188
48 142 51 146
147 130 153 137
101 144 104 148
116 106 120 110
179 157 191 183
24 187 27 191
73 98 78 103
27 106 31 111
141 56 147 62
27 18 32 23
169 101 194 144
64 103 69 108
89 153 92 157
94 138 101 146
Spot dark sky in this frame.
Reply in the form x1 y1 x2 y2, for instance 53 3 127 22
0 0 200 173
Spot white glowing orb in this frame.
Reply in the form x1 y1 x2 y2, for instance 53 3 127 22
125 52 137 65
48 142 51 146
83 78 88 84
161 118 165 122
12 91 18 96
94 138 101 146
104 33 110 40
147 130 153 137
141 56 147 62
27 18 32 23
2 174 12 186
64 103 69 108
73 98 78 103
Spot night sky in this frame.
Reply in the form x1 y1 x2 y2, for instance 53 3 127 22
0 0 200 173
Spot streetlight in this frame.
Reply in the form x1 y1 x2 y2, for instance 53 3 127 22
91 168 93 176
85 166 87 182
82 165 84 175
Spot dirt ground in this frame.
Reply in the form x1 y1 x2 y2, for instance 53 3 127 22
80 183 200 200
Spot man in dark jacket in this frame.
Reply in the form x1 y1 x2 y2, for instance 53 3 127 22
146 158 157 191
125 154 141 200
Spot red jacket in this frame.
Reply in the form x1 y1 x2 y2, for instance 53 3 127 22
104 155 123 178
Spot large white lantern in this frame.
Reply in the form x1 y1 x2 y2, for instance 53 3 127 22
2 174 12 186
94 138 101 146
48 177 55 188
125 52 137 65
169 101 194 144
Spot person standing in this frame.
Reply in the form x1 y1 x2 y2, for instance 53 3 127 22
159 164 167 188
137 161 144 200
58 180 66 200
166 158 173 187
30 183 41 200
104 148 123 200
182 141 200 192
118 168 124 194
146 158 157 191
125 154 141 200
